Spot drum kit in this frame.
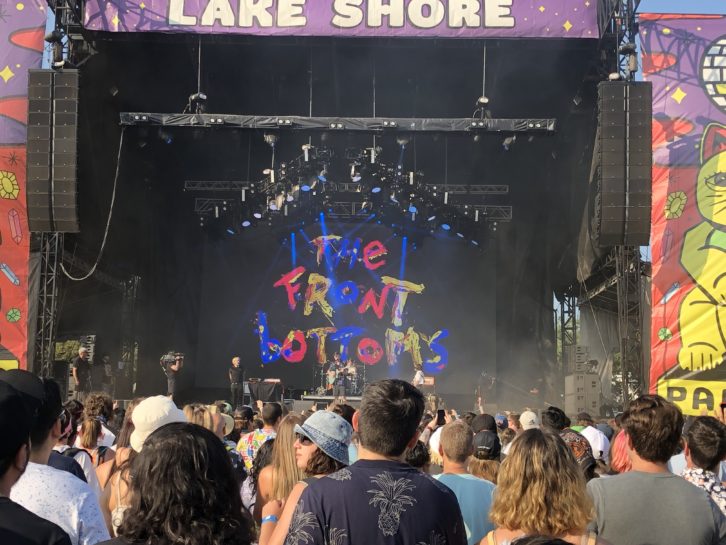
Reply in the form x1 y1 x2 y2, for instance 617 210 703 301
315 361 366 396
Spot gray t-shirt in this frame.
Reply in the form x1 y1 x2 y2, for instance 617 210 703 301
587 471 726 545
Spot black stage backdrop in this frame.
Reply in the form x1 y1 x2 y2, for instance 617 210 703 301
194 221 495 398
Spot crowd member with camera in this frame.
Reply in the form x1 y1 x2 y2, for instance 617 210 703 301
159 352 183 400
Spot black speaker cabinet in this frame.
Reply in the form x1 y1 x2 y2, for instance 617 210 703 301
26 69 79 233
595 81 652 247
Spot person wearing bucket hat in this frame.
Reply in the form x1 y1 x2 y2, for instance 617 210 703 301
258 411 352 545
104 396 186 537
129 396 187 453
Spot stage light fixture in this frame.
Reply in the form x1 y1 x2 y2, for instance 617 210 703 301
371 186 382 194
502 135 516 151
428 215 436 222
209 117 224 124
132 115 149 122
301 184 311 192
226 228 235 235
396 135 410 147
264 133 279 147
188 92 207 114
318 169 328 182
329 122 345 130
408 205 418 214
241 220 251 228
441 223 451 231
382 120 398 128
302 143 312 162
456 232 465 238
277 118 294 126
253 212 263 219
477 96 490 106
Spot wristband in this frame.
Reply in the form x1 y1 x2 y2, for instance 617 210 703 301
261 515 279 524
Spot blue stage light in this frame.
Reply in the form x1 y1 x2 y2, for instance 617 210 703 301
241 220 251 228
441 223 451 231
409 205 418 213
428 215 436 222
371 186 382 193
226 228 235 235
301 184 311 192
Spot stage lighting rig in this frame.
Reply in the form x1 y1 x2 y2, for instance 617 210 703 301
185 92 207 114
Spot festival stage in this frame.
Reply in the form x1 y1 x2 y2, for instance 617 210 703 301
38 0 620 410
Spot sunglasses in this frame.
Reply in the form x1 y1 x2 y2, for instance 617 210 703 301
295 433 314 446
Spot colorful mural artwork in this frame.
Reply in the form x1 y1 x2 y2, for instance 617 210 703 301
255 233 449 374
641 14 726 415
0 1 46 370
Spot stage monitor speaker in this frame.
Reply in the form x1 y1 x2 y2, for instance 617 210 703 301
26 69 80 233
594 81 652 247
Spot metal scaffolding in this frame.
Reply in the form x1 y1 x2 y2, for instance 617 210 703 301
616 245 644 405
34 232 63 377
559 293 578 371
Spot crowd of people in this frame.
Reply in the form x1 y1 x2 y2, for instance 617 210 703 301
1 368 725 545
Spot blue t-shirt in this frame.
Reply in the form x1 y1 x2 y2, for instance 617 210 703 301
287 459 466 545
434 473 496 545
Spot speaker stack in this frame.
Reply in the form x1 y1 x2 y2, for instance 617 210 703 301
593 81 652 247
26 69 80 233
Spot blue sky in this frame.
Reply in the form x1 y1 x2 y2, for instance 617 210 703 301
639 0 726 14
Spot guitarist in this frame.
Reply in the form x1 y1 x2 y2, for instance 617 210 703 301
328 353 348 402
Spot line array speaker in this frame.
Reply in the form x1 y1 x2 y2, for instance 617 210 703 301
26 69 80 233
594 81 652 247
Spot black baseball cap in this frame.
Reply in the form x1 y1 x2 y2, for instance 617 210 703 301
472 430 501 460
471 414 497 434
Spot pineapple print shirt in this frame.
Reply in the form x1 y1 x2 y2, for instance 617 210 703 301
284 459 466 545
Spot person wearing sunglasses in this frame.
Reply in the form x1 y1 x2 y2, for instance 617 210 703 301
259 410 352 545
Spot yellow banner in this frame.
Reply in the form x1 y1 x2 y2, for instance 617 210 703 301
656 378 726 416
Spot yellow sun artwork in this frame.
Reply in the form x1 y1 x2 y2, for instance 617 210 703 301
0 171 20 200
665 191 687 219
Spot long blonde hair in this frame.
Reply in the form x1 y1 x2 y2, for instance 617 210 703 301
271 414 304 500
183 403 214 431
490 429 594 536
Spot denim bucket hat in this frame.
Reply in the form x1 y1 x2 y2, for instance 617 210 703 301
295 410 353 465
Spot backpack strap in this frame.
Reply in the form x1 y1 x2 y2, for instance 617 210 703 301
62 447 90 460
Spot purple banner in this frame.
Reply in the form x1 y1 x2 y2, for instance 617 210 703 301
83 0 598 38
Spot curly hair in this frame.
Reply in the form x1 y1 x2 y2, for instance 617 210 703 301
489 429 594 536
118 422 254 545
83 392 113 421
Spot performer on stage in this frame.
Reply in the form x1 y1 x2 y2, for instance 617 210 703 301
327 353 348 402
161 352 183 400
229 356 244 410
412 368 425 388
71 346 92 400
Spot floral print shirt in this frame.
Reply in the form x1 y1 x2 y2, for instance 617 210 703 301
237 427 276 470
682 467 726 515
284 460 466 545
